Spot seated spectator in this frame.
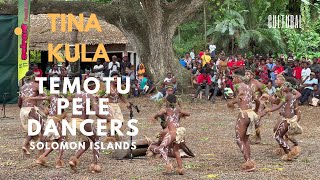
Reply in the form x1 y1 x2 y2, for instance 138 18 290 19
191 63 203 88
266 80 276 95
179 58 187 68
300 72 318 105
309 84 320 106
131 79 140 97
301 61 311 82
163 72 177 92
210 74 224 103
193 69 212 101
293 60 302 81
223 84 234 99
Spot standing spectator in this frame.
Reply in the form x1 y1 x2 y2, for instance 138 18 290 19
184 52 192 70
93 59 104 78
209 44 216 58
49 64 61 85
201 49 211 68
266 80 276 95
103 59 110 77
235 54 245 71
258 58 269 84
301 61 311 82
300 72 318 105
33 64 43 78
218 56 228 75
137 63 146 80
227 55 237 75
293 60 302 80
108 56 121 76
121 56 131 75
190 48 195 60
266 57 276 84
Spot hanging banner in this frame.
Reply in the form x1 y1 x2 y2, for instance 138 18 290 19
16 0 30 80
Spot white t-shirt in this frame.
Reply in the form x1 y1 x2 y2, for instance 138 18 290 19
49 69 61 82
190 52 195 60
94 64 104 77
301 68 311 81
108 62 120 75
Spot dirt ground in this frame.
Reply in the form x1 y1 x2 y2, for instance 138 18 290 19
0 97 319 180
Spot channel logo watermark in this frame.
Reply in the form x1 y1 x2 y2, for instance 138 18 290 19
268 15 302 29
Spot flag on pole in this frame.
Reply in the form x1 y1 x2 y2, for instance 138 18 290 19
17 0 30 80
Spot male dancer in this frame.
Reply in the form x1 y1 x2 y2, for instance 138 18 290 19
18 71 46 155
151 95 190 175
227 70 260 172
261 74 301 159
245 70 268 144
103 71 130 142
34 93 67 168
68 82 112 173
260 75 302 160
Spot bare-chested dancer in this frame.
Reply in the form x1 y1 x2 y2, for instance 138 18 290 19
151 94 190 175
34 93 67 168
259 75 302 161
103 71 130 142
227 70 260 172
68 81 112 173
18 71 46 155
245 70 268 144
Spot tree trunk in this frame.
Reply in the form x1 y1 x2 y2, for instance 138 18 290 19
0 0 205 90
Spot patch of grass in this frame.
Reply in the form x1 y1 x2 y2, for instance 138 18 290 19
200 137 209 141
184 162 201 169
301 158 311 164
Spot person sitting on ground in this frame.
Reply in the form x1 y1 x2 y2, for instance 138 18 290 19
299 72 318 105
308 84 320 106
224 84 234 99
266 80 276 96
163 72 177 92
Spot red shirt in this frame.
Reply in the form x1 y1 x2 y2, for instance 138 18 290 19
293 67 302 79
274 66 284 75
227 60 236 75
236 60 245 68
197 73 212 85
33 69 43 77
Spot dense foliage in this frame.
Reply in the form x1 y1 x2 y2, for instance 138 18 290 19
173 0 320 59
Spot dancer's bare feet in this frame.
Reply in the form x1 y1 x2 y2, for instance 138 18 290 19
69 156 79 171
55 159 65 168
162 163 173 174
22 147 30 155
176 168 184 175
89 164 101 173
241 160 256 172
36 155 47 165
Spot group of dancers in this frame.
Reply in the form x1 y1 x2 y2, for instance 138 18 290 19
18 68 303 175
227 69 302 172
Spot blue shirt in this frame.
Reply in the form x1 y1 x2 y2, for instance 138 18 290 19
267 63 276 80
304 78 318 90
